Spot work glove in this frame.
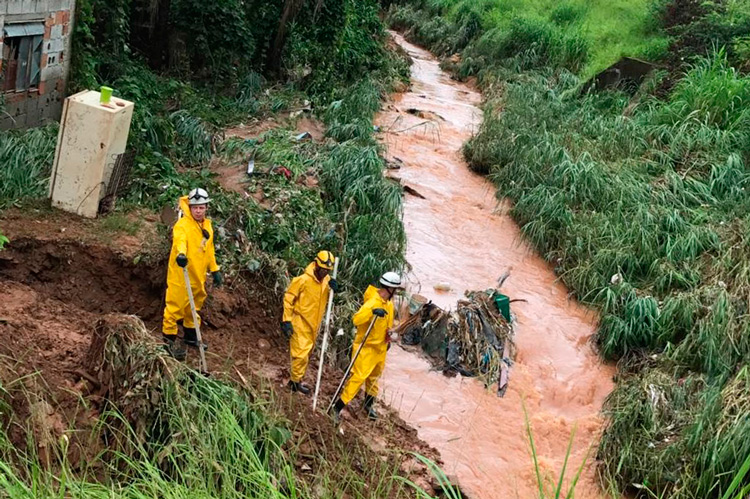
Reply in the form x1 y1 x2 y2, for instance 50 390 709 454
329 279 339 293
372 308 387 318
281 321 293 340
212 271 223 287
176 253 188 268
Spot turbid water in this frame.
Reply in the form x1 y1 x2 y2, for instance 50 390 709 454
378 33 615 498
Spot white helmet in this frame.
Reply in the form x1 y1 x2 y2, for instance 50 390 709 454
379 271 403 289
188 187 210 205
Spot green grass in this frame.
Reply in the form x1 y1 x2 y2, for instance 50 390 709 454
0 316 301 498
388 0 668 77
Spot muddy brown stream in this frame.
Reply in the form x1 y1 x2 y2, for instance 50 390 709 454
377 33 615 498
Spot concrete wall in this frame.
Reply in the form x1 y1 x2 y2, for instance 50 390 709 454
0 0 75 129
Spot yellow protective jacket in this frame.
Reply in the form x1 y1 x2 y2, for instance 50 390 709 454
162 196 220 335
341 285 394 404
352 285 394 349
284 263 331 382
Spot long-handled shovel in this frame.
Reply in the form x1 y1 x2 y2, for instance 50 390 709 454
182 267 208 374
326 315 378 414
312 257 340 411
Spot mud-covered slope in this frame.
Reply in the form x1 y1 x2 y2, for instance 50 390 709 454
0 209 442 496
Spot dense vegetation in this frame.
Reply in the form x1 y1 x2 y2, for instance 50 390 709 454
2 0 410 288
388 0 750 497
7 0 750 496
0 0 416 496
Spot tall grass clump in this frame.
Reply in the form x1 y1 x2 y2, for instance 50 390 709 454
324 79 383 143
320 79 407 290
465 16 589 74
0 125 58 208
0 315 302 498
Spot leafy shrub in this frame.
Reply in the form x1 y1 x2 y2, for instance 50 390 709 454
169 0 255 81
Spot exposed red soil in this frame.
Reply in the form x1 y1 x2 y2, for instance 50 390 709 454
215 113 326 195
209 155 250 195
0 280 99 467
0 207 162 260
224 113 325 143
0 208 440 493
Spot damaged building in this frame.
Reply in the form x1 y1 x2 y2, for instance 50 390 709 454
0 0 75 129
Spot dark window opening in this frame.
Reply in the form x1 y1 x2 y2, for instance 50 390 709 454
1 23 44 92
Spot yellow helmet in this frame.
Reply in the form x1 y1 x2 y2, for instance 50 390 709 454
315 250 335 270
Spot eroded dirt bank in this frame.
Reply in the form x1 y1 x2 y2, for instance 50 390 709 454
0 209 439 496
377 33 615 498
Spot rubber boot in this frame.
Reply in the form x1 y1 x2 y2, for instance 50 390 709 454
330 398 346 426
364 394 378 421
182 327 208 350
163 334 186 361
288 380 311 395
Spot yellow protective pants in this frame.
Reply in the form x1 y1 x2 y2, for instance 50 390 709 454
284 263 330 383
290 328 316 383
341 344 387 404
162 281 206 337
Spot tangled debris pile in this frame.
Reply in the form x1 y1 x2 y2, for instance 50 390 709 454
87 314 177 445
397 289 516 396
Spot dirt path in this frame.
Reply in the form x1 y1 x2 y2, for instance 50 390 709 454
377 33 615 498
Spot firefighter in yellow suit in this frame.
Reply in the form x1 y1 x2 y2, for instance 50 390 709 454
331 272 402 423
282 251 338 394
162 188 222 360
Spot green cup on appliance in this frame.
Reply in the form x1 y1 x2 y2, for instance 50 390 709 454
100 86 113 104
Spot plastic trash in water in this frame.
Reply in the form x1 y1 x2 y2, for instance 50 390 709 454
493 293 511 321
433 282 451 292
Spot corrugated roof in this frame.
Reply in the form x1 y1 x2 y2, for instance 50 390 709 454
3 23 45 38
